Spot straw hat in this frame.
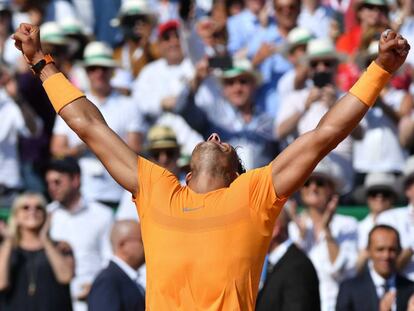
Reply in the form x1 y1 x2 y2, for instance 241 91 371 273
60 18 86 36
146 126 179 150
111 0 156 27
83 41 119 68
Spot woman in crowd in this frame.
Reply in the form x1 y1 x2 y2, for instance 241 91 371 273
0 192 74 311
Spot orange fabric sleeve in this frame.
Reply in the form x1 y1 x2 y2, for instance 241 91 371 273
349 61 391 107
43 73 85 113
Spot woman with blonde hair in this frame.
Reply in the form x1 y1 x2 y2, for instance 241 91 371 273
0 192 74 311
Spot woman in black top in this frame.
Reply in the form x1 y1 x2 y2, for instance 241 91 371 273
0 192 74 311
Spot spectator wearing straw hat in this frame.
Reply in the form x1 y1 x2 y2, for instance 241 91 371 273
175 57 277 170
289 158 358 311
116 125 185 222
276 37 358 195
51 41 145 208
376 156 414 281
356 172 398 272
112 0 159 78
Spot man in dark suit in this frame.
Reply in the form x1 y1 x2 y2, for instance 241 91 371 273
88 220 145 311
336 224 414 311
256 207 321 311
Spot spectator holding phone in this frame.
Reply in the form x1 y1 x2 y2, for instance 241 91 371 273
276 38 360 195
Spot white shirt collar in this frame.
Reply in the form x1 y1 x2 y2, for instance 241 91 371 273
368 261 396 291
268 239 293 266
53 197 88 215
111 255 139 282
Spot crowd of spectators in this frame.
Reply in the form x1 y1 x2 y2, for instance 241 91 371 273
1 0 414 310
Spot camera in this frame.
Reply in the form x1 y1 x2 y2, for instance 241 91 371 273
312 72 333 88
208 55 233 70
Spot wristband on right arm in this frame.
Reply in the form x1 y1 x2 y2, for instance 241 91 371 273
43 73 85 113
349 61 392 107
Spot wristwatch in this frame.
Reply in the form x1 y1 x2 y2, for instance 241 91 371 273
30 54 54 75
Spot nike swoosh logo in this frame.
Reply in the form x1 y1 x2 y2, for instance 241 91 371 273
182 206 204 212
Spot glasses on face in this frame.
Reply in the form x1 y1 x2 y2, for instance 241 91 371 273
160 30 179 42
86 66 111 73
310 60 335 69
304 177 330 188
21 204 44 212
150 148 177 159
223 77 251 86
123 15 150 27
367 190 393 199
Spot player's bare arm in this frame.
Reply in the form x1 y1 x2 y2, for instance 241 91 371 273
271 30 410 199
12 23 138 194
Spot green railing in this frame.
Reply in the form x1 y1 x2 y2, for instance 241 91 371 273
0 205 373 222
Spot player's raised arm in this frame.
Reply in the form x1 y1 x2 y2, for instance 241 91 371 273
271 30 410 199
12 23 138 194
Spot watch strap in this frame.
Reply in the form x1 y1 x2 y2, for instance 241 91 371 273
30 54 54 75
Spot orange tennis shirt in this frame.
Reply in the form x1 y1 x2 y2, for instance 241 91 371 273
134 157 287 310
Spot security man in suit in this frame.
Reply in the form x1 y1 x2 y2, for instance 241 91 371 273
256 207 321 311
88 220 145 311
336 224 414 311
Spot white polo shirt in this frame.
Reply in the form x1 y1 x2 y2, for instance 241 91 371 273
48 199 114 298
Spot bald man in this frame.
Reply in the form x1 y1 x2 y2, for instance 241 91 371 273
88 220 145 311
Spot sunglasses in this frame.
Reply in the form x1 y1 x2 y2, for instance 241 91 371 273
150 149 177 159
310 60 335 68
304 177 330 188
21 204 44 212
367 190 393 199
223 77 251 86
86 66 112 72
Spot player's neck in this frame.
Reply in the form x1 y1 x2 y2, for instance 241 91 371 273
188 173 230 193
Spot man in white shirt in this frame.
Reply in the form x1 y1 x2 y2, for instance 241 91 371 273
337 225 414 311
377 156 414 281
51 41 144 207
289 159 358 311
132 20 194 123
88 220 145 311
46 157 114 311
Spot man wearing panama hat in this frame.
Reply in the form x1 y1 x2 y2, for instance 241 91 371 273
174 57 278 170
51 41 145 208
